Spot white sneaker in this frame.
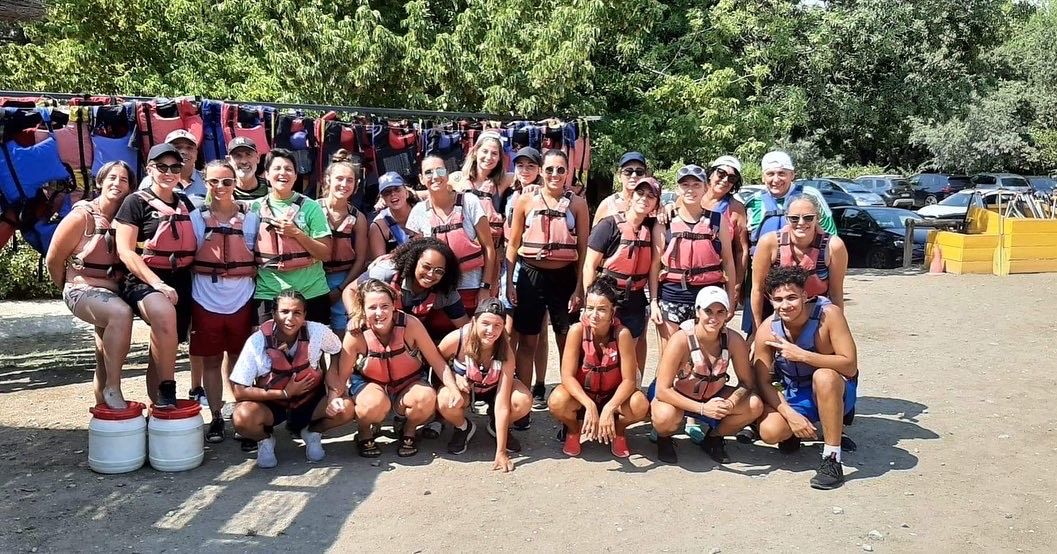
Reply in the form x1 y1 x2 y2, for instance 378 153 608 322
257 436 278 468
301 428 325 462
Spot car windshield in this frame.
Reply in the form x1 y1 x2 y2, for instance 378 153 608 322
1000 177 1030 188
845 184 873 193
870 209 922 229
939 194 972 207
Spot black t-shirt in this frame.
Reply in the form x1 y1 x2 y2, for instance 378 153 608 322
587 215 658 258
115 190 195 243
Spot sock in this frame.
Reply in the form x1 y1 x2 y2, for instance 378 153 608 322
456 421 468 431
822 444 842 463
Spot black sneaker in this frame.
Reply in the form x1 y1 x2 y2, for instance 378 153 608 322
512 413 531 431
556 425 567 443
657 435 678 463
841 434 858 452
485 416 522 452
778 436 801 454
206 417 225 444
701 435 730 464
157 380 178 408
735 426 758 444
810 453 845 490
188 386 207 405
531 382 546 410
447 420 476 455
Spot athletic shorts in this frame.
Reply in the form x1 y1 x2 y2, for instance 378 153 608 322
422 289 477 341
784 378 857 423
617 290 648 338
740 294 773 336
189 300 255 357
63 283 120 313
646 379 720 429
119 268 193 343
262 385 325 434
255 293 331 326
349 373 429 405
325 271 349 334
513 262 577 335
657 299 695 326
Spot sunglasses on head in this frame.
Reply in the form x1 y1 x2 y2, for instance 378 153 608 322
787 214 817 224
422 167 448 178
713 168 741 184
676 165 707 181
620 167 647 177
544 166 567 176
153 162 184 174
206 178 236 187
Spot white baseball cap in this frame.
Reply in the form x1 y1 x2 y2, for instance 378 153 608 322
695 286 730 311
761 150 794 171
709 155 742 175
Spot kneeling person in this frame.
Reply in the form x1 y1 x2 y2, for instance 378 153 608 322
754 266 858 490
649 286 762 464
230 291 355 468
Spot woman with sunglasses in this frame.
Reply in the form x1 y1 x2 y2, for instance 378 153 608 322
456 131 513 245
188 160 260 441
46 161 134 409
593 151 649 224
506 149 590 429
368 171 417 258
650 164 736 351
702 156 751 305
114 143 199 408
749 194 847 333
436 299 531 469
320 149 369 335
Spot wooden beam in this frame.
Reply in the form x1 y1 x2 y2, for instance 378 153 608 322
0 0 44 23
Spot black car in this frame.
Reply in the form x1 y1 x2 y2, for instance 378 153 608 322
907 173 973 205
833 206 927 269
795 180 857 208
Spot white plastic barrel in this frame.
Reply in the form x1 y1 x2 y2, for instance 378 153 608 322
88 401 147 474
148 400 204 472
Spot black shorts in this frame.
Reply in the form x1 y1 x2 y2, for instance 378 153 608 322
265 385 325 434
119 267 193 343
616 290 648 338
513 261 577 336
255 294 331 326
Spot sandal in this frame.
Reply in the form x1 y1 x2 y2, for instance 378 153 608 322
397 435 419 457
357 437 382 458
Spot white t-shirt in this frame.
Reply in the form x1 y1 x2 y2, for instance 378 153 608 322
229 321 341 386
406 193 486 291
189 207 260 314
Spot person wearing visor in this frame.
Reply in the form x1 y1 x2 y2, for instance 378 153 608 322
369 171 417 258
593 151 649 224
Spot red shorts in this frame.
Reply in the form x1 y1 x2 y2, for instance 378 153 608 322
189 301 255 357
422 289 478 339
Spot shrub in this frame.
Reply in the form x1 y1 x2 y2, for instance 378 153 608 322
0 235 61 300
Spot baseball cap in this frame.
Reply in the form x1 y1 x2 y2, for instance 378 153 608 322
709 155 742 175
147 143 181 162
512 147 542 166
618 151 647 168
474 298 505 316
676 164 707 182
695 286 730 311
761 151 794 171
227 136 258 154
634 177 661 197
164 129 198 146
378 171 407 193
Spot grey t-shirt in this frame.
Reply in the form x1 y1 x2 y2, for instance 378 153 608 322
359 259 466 319
406 193 486 291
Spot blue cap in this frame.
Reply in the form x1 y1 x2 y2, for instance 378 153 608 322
618 151 647 168
378 171 407 192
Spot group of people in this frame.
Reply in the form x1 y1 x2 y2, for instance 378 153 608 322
47 128 859 489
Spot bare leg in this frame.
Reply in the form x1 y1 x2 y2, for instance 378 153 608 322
137 294 178 399
713 393 764 436
615 391 649 434
232 401 275 441
650 399 684 437
436 387 469 428
308 396 356 432
546 385 582 432
515 333 540 386
398 383 437 436
812 368 845 447
197 354 224 413
71 291 133 405
757 406 795 444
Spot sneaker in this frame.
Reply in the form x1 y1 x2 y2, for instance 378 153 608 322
156 380 178 409
300 428 325 462
810 453 845 490
735 426 758 444
188 386 207 407
841 434 858 452
648 427 657 443
512 413 531 431
257 436 277 469
485 417 522 452
556 425 567 443
220 402 236 421
685 421 706 445
531 382 546 410
421 420 443 440
102 386 127 410
656 435 678 463
778 436 802 454
562 431 582 456
206 417 225 444
611 435 630 458
701 435 730 464
447 420 477 455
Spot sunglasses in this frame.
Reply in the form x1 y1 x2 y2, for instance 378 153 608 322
422 167 448 178
153 163 184 174
633 188 658 200
206 178 236 187
620 167 647 177
544 166 567 176
676 165 706 181
713 168 741 185
419 265 446 277
787 214 817 224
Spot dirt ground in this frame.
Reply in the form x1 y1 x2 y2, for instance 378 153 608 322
1 269 1055 553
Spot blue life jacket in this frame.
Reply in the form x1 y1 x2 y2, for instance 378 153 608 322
199 100 226 163
0 108 70 206
90 104 139 176
379 208 409 253
750 184 803 253
770 296 831 390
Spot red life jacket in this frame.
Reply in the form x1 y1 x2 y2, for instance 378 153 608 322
359 311 424 392
255 320 321 408
577 322 624 402
322 203 359 274
466 179 505 242
192 203 257 279
67 200 122 281
256 194 315 271
388 273 437 318
135 98 203 154
673 326 730 401
776 228 830 298
135 190 197 270
518 190 578 262
34 107 93 179
451 324 502 393
599 213 652 292
660 208 724 288
428 193 484 272
222 103 271 155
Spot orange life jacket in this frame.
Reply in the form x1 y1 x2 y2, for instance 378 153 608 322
135 190 197 270
673 326 730 401
599 213 652 292
450 324 503 394
135 98 203 154
256 194 315 271
67 200 122 281
323 203 360 274
256 320 322 408
389 273 436 318
776 227 830 298
427 193 484 272
518 190 578 262
578 321 624 403
359 311 424 392
466 179 505 242
221 103 271 155
660 208 723 288
192 203 257 279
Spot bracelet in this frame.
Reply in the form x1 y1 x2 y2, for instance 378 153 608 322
698 402 707 416
282 389 290 399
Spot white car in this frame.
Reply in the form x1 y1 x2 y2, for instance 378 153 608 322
734 185 765 204
916 189 1018 219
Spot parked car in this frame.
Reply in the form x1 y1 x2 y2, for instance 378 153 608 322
796 178 885 207
907 173 974 205
854 175 899 194
833 206 927 268
1026 175 1056 195
916 189 1018 219
971 173 1031 193
856 175 924 208
734 184 765 204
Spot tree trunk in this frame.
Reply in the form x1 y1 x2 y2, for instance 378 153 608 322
0 0 45 22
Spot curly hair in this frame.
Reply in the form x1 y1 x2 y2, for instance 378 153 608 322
764 265 809 296
347 278 399 331
586 274 619 306
390 237 461 295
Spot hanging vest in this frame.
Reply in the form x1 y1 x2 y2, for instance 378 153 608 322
750 185 804 252
135 98 203 155
90 105 139 176
359 311 424 391
376 208 409 254
599 213 652 292
374 123 418 180
135 190 197 270
578 322 624 403
192 204 257 280
199 100 226 163
66 200 123 281
673 325 730 402
34 107 93 184
771 297 832 390
660 209 724 289
776 227 831 298
450 325 503 394
518 190 578 262
0 108 70 205
256 320 321 408
323 204 360 274
255 194 315 271
466 178 505 242
428 193 484 272
221 103 271 155
389 273 437 318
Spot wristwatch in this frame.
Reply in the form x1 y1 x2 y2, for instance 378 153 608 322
480 282 492 290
